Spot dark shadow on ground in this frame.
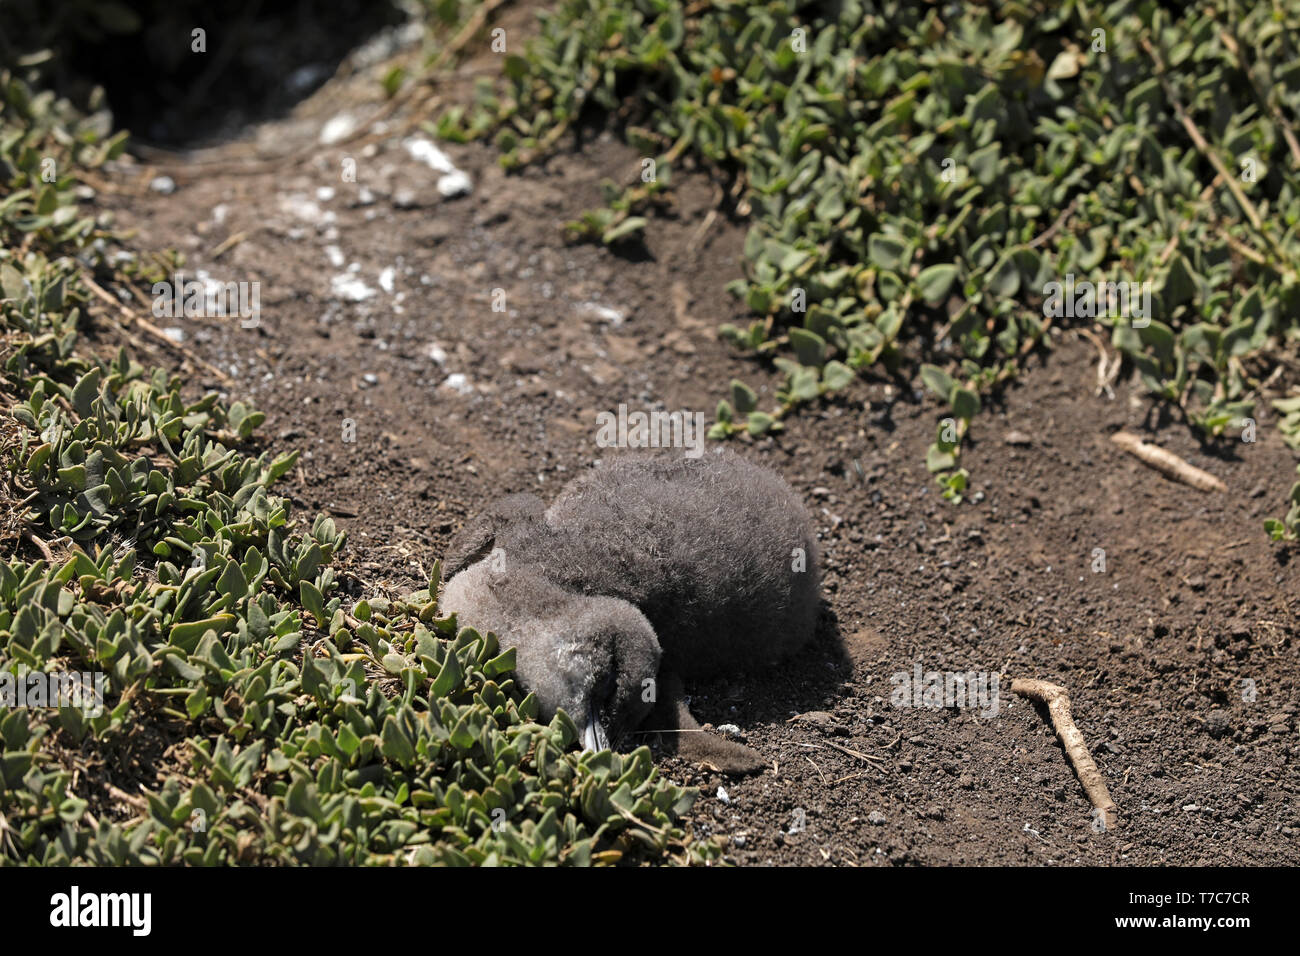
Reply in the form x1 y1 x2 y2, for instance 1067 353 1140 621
36 0 408 147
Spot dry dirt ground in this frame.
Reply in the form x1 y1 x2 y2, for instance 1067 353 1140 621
87 13 1299 866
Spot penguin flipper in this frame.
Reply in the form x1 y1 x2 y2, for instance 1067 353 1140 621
648 673 766 775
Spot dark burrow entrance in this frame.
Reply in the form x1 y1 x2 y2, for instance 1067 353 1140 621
1 0 414 147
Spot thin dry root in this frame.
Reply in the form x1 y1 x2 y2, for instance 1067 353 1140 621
1011 678 1119 830
1077 327 1117 398
1110 430 1226 493
24 529 55 563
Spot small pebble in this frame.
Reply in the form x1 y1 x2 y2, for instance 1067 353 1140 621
320 113 357 145
437 170 473 198
442 373 473 395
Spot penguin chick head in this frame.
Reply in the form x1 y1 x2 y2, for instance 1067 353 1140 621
557 595 662 752
440 560 661 752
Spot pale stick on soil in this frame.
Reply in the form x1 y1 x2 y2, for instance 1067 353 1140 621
1110 430 1227 493
1010 678 1118 830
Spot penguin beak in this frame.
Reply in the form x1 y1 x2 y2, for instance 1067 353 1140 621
582 699 610 752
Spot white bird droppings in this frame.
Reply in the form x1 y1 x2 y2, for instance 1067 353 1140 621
404 136 473 198
330 274 375 302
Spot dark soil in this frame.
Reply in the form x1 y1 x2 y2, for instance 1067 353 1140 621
92 15 1299 866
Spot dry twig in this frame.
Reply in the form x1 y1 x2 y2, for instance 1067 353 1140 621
1011 678 1118 830
1110 430 1227 492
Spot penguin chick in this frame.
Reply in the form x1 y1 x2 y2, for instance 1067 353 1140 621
440 559 661 751
440 449 821 770
500 449 821 679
